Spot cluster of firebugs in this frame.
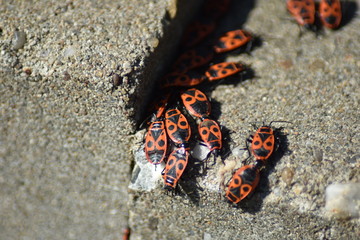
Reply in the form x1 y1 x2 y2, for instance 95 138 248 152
287 0 342 30
141 0 343 204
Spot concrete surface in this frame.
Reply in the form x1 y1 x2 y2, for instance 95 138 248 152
1 0 359 239
129 0 360 239
0 0 202 239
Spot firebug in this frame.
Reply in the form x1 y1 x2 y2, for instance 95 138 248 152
161 71 207 89
213 29 252 54
286 0 315 28
144 120 168 165
248 125 276 162
225 164 260 203
205 62 245 81
180 88 211 119
150 92 171 119
165 108 191 149
198 118 222 158
162 148 189 189
319 0 342 29
247 121 291 162
172 45 214 73
181 17 216 49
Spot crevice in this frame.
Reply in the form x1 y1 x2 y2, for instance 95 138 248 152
132 0 205 128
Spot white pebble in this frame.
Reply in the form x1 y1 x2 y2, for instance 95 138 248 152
325 183 360 219
191 143 210 161
128 146 164 191
13 30 27 50
122 61 132 74
64 46 77 58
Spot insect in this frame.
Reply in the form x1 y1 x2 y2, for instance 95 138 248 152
198 118 222 158
247 121 291 162
225 164 260 203
181 17 216 49
213 29 252 54
162 62 246 88
162 148 189 189
165 108 191 149
144 120 168 165
172 45 214 73
180 88 211 119
286 0 315 28
140 0 258 197
203 0 232 21
122 227 130 240
205 62 246 81
109 73 122 93
147 92 171 119
248 125 276 162
161 71 207 89
319 0 342 29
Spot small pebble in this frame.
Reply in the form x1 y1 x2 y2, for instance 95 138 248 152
313 147 323 162
13 30 27 50
293 184 304 195
112 73 122 87
95 70 103 78
281 167 295 186
122 61 132 74
128 148 164 191
325 183 360 219
63 71 71 81
149 37 159 48
23 67 32 75
203 232 212 240
64 46 77 58
191 143 210 161
167 0 177 19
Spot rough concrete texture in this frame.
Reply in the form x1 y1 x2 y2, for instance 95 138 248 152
1 0 359 240
129 0 360 239
0 0 203 239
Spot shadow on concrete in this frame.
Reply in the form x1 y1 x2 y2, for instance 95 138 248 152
340 1 358 29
